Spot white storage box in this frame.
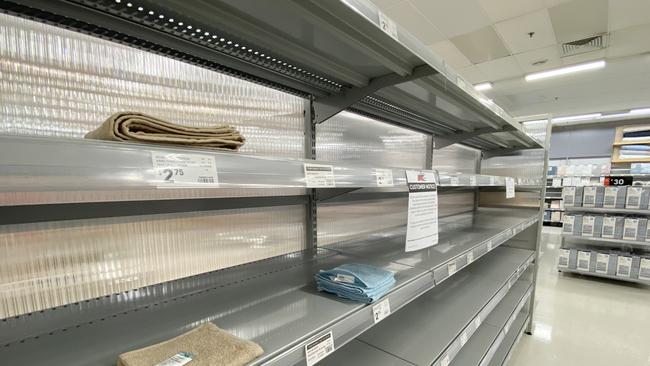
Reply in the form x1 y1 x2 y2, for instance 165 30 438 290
577 251 592 271
623 218 648 241
563 186 583 207
562 214 582 235
638 258 650 281
602 216 625 239
625 186 650 209
603 186 627 208
581 215 603 238
594 252 616 275
582 186 604 208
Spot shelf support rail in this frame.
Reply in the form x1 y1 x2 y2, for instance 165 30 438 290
433 126 516 150
313 64 437 124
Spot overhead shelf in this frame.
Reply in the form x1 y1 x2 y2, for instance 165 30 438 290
0 0 542 151
559 268 650 285
0 208 538 365
329 247 534 366
562 235 650 249
565 206 650 215
0 136 543 206
450 280 532 366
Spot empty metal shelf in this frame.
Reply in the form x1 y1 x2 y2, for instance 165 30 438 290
565 207 650 215
558 268 650 285
486 311 529 366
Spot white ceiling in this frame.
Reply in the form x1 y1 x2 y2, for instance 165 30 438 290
371 0 650 119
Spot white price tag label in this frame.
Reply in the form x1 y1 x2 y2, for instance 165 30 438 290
489 176 495 185
505 177 515 199
448 261 458 276
441 354 451 366
155 353 194 366
469 176 477 186
377 10 399 40
305 331 335 366
486 240 493 251
372 299 391 324
450 176 460 185
375 168 394 187
459 331 468 346
474 316 482 328
467 251 474 263
152 152 219 187
304 164 336 188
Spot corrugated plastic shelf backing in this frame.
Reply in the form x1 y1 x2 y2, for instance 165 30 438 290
0 0 542 150
565 206 650 215
0 136 542 202
558 267 650 285
562 234 650 249
347 247 534 366
0 208 537 365
450 280 532 366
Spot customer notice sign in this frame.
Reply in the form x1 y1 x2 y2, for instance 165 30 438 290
405 170 439 252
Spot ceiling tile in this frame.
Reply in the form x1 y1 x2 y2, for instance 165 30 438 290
548 0 608 43
514 45 562 73
494 9 557 53
609 0 650 32
451 26 511 64
428 40 472 69
560 49 605 65
457 65 489 84
476 56 524 81
411 0 492 38
607 23 650 58
380 1 446 44
478 0 545 22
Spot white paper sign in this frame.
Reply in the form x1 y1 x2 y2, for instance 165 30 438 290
372 299 391 324
377 10 399 40
405 170 439 252
304 164 335 188
305 331 335 366
151 152 219 187
505 177 515 199
375 168 394 187
467 251 474 264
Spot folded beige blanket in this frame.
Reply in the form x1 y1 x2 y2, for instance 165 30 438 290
117 323 263 366
86 112 245 151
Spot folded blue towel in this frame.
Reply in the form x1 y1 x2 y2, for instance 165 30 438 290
315 263 396 303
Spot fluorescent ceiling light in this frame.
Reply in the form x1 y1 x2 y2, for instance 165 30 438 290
552 113 601 123
474 82 492 91
525 60 606 81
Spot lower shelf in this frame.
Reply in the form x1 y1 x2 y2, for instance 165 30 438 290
487 311 529 366
559 267 650 285
0 208 538 365
562 234 650 249
450 281 532 366
321 247 534 366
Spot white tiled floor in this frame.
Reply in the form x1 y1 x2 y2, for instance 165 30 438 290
506 227 650 366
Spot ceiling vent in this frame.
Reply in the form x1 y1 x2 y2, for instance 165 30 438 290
560 33 608 57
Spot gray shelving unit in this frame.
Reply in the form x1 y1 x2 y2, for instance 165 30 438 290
0 1 549 365
559 203 650 285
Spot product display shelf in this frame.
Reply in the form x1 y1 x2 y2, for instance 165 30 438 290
0 0 542 151
562 235 650 249
320 247 534 366
0 208 538 365
0 135 542 205
450 281 532 366
485 310 529 366
558 268 650 285
565 206 650 215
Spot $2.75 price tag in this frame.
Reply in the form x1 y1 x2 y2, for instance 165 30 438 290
152 152 219 187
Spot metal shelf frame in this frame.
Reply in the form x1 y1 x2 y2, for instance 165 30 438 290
0 0 542 152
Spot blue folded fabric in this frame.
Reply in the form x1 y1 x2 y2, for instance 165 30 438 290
315 263 396 303
623 131 650 138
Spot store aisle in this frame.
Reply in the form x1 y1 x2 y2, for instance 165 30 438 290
507 227 650 366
